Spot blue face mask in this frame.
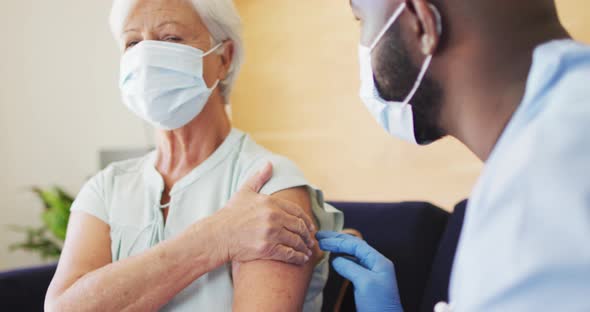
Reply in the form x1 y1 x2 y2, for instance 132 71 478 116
119 40 222 130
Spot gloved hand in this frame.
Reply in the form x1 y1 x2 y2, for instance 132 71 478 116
317 231 403 312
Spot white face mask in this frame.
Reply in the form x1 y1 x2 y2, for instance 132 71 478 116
119 40 222 130
359 3 441 144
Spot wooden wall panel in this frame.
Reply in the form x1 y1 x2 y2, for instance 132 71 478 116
558 0 590 43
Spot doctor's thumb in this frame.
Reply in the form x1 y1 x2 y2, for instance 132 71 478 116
242 162 274 193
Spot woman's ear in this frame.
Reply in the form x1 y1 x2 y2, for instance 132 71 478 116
219 41 235 80
410 0 442 55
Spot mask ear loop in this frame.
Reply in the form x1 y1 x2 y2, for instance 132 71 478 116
202 41 224 57
401 3 443 106
369 3 407 51
202 41 225 90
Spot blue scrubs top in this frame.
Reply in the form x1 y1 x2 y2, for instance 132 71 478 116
449 40 590 311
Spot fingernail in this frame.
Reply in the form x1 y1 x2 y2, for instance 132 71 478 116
307 249 313 256
304 255 310 262
309 240 315 248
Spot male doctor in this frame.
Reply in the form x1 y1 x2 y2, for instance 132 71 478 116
317 0 590 311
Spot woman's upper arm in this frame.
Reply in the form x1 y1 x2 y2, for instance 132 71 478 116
231 186 322 312
47 174 112 300
46 211 112 302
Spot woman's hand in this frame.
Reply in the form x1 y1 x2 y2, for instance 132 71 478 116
210 162 317 266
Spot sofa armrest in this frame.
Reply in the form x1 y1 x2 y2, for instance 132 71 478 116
0 264 58 311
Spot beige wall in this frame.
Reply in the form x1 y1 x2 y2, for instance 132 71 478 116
0 0 146 270
558 0 590 43
0 0 588 270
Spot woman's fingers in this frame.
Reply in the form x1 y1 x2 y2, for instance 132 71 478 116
267 244 309 265
282 214 315 248
221 169 321 265
274 197 316 233
275 228 312 258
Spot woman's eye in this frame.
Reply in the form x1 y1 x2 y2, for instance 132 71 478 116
163 36 182 42
126 41 140 49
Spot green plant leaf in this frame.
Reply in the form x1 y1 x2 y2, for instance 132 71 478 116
34 187 73 215
7 186 74 260
8 226 62 260
42 211 67 241
56 187 75 204
33 186 73 241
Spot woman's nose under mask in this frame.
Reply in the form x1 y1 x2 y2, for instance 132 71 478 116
119 40 222 130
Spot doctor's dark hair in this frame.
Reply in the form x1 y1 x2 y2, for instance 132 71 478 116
373 20 446 144
109 0 244 104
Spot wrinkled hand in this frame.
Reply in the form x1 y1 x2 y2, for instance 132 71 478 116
317 231 403 312
212 162 316 265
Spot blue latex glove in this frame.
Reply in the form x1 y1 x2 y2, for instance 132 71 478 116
317 231 404 312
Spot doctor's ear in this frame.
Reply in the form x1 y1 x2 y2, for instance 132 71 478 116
407 0 442 56
218 41 235 80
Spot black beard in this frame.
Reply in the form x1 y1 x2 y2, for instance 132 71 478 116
372 25 446 144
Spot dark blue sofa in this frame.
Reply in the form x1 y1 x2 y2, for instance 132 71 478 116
0 200 467 312
323 201 466 312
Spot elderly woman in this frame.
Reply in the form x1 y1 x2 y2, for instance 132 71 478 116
45 0 342 311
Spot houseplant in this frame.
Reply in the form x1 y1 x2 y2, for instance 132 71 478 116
9 187 74 260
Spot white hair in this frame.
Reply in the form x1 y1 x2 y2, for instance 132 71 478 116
109 0 244 102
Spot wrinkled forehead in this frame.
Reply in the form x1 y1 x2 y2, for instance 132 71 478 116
350 0 404 45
